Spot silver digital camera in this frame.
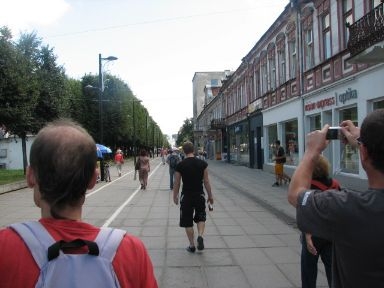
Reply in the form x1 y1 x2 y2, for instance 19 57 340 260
326 127 342 140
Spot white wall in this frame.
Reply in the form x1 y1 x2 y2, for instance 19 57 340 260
0 136 35 170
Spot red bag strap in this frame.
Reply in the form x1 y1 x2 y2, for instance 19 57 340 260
311 179 340 191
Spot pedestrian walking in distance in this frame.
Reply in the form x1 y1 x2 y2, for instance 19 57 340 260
0 119 157 288
138 149 150 190
167 148 181 190
173 141 214 253
288 108 384 288
114 148 124 177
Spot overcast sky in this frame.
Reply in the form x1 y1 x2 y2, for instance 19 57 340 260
0 0 289 139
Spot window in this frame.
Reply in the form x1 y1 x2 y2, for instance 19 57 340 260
309 114 321 131
304 28 314 70
254 70 260 99
0 149 7 158
339 107 358 174
370 0 382 9
343 0 353 49
269 56 276 91
289 40 297 79
322 14 332 60
211 79 219 86
261 63 268 94
373 100 384 110
278 48 286 85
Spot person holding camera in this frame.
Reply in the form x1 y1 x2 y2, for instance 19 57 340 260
288 109 384 288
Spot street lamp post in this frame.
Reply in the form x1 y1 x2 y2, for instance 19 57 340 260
98 53 117 144
132 99 142 166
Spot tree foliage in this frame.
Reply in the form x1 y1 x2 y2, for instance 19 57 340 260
176 118 194 146
0 26 171 164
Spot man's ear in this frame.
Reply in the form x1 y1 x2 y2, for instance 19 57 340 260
26 166 36 188
87 168 98 189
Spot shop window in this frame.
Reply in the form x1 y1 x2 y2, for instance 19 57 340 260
229 123 249 164
373 100 384 110
267 124 278 163
309 114 321 131
339 107 358 174
283 120 299 166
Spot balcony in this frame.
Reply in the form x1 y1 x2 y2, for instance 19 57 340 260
210 118 226 130
347 2 384 63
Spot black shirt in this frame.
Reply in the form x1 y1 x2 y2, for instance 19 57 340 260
175 157 207 197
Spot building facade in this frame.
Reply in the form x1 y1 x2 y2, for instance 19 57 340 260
193 0 384 190
193 71 232 156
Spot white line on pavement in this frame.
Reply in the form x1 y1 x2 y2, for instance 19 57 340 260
102 162 162 227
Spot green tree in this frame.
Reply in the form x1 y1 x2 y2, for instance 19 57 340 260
33 45 68 125
176 118 194 146
0 27 40 173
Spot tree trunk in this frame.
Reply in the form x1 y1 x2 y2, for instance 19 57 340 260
21 133 28 175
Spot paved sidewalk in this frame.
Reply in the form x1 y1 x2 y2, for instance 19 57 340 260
100 157 329 288
0 157 329 287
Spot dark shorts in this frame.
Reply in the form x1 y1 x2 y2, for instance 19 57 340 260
179 193 206 227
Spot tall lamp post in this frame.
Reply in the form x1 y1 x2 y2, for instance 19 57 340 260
98 53 117 144
132 99 142 166
86 53 117 182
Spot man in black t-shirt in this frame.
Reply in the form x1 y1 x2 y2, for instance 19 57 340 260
173 141 214 253
288 109 384 288
272 140 290 186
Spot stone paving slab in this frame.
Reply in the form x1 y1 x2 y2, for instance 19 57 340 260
0 157 331 288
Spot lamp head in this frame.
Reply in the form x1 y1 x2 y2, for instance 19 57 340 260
103 56 118 61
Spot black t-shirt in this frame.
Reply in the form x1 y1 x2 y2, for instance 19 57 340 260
276 146 285 164
175 157 207 197
297 188 384 288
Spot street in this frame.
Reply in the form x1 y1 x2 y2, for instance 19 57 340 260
0 157 330 288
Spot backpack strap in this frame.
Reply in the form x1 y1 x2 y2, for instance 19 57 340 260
10 222 126 266
94 227 126 261
10 221 55 269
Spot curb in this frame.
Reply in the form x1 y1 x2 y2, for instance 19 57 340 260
0 180 28 195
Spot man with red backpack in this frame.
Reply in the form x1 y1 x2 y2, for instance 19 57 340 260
0 119 157 288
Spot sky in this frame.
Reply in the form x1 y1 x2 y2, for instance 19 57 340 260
0 0 289 139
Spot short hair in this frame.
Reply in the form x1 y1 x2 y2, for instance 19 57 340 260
29 119 96 218
140 149 147 156
312 155 330 179
182 141 194 154
360 109 384 173
275 140 280 145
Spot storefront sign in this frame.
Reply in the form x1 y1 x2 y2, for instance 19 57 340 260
337 88 358 104
305 96 336 111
